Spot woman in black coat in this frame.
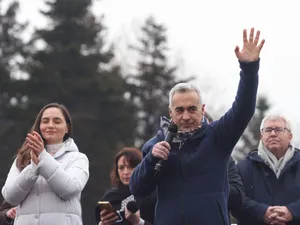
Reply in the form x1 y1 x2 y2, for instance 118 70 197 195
95 147 154 225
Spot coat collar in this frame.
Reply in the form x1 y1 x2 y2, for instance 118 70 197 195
248 149 300 174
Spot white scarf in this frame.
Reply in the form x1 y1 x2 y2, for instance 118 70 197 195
45 143 64 156
258 140 295 178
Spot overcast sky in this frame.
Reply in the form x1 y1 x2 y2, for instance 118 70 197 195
14 0 300 145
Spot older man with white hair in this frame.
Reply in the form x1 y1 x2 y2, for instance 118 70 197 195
237 115 300 225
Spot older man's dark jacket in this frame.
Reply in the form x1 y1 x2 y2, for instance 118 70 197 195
236 150 300 225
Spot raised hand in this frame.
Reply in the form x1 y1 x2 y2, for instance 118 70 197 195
235 27 265 62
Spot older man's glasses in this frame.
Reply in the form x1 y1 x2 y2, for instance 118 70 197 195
261 127 290 135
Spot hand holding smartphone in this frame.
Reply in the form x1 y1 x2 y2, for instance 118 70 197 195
98 201 115 213
98 201 123 223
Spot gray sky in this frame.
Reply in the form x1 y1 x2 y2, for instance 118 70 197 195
15 0 300 145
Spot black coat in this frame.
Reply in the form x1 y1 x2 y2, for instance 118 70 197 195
236 150 300 225
95 184 154 225
228 156 245 218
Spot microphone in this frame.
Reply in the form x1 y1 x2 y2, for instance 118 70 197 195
154 123 178 172
126 201 139 214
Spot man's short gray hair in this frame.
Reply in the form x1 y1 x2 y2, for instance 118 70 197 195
260 114 293 134
169 83 202 107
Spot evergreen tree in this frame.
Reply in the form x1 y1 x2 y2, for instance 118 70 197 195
129 16 193 144
20 0 137 223
0 0 26 116
233 96 271 161
0 0 27 187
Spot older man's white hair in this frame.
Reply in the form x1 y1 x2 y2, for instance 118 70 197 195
168 83 203 107
260 114 293 134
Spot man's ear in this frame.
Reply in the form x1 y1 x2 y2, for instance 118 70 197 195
169 107 173 119
201 104 205 113
289 133 293 141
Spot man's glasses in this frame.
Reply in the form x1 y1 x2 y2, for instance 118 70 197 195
261 127 290 135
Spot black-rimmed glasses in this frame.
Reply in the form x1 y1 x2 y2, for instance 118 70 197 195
261 127 290 135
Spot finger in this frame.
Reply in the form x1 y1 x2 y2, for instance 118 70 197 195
272 208 285 214
156 145 170 156
269 206 280 211
243 29 248 45
234 45 240 53
100 209 108 217
258 39 265 51
26 143 39 152
27 134 43 149
28 133 43 147
26 136 41 149
234 46 240 58
156 144 170 154
275 216 287 222
160 141 171 150
27 142 42 154
26 136 43 152
153 146 169 158
27 133 38 141
26 134 35 144
103 211 117 218
32 131 43 142
153 152 168 160
269 212 278 219
26 137 38 147
249 27 255 43
8 211 15 217
253 30 260 45
103 212 118 221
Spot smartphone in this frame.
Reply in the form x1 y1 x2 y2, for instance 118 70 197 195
98 201 123 223
98 201 115 213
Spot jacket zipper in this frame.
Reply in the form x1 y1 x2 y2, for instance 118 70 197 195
178 144 186 225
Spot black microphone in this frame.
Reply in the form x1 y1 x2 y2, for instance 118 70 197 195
154 123 178 172
126 201 139 213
